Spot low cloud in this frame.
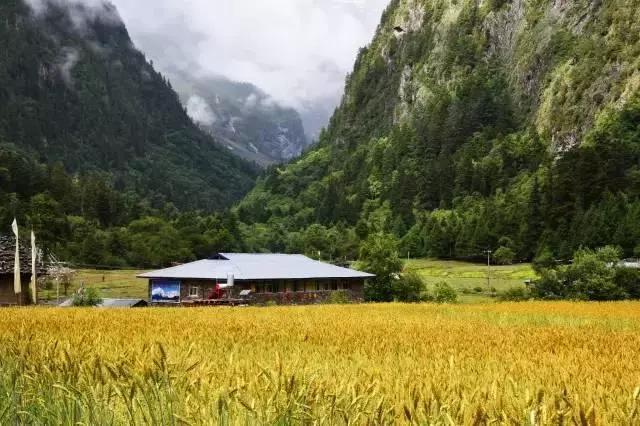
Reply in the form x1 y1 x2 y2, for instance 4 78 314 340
25 0 122 33
57 47 80 87
186 95 216 126
109 0 390 126
25 0 390 135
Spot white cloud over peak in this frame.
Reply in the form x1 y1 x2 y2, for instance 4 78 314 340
109 0 389 111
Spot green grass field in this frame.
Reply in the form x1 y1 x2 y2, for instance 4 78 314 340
38 260 536 304
405 259 536 303
39 269 148 302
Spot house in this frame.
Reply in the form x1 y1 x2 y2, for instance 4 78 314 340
0 234 36 306
139 253 375 305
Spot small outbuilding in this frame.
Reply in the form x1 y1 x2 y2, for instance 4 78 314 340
139 253 375 305
0 234 36 306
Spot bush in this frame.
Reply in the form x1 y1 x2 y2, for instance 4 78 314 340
493 246 515 265
431 281 458 304
394 271 426 302
533 247 555 272
497 287 530 302
327 291 350 305
473 286 483 293
613 267 640 300
532 246 630 301
72 287 103 307
359 233 404 302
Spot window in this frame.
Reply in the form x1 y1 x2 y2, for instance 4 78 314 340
189 286 199 297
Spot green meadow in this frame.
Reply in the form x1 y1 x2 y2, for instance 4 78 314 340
405 259 535 303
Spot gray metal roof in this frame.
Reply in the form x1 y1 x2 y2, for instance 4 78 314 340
99 299 148 308
138 253 375 281
58 298 148 308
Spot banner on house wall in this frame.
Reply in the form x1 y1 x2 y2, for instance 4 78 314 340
151 280 181 303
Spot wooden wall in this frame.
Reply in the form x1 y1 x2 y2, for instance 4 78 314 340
0 273 32 306
148 278 366 304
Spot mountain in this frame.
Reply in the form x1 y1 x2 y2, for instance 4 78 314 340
166 69 309 167
297 98 335 143
0 0 257 213
237 0 640 261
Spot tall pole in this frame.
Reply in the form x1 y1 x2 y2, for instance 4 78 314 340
485 249 492 290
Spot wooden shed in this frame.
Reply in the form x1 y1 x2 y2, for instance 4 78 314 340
0 234 36 306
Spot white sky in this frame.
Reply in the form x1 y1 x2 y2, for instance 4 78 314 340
109 0 390 110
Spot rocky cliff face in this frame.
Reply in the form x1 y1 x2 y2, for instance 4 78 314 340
238 0 640 260
370 0 640 151
168 71 309 167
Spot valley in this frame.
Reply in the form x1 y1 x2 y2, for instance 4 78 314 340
1 0 640 423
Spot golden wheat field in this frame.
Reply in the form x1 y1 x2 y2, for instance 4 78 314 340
1 303 639 425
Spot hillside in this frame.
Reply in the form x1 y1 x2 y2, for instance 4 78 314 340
238 0 640 261
168 70 309 167
0 0 257 213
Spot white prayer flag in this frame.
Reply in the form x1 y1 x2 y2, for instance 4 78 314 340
31 230 37 304
11 219 21 295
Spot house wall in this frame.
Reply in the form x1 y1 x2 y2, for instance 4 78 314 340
0 273 33 306
148 278 366 305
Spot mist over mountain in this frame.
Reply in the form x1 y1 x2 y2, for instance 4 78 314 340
105 0 390 144
166 68 309 166
0 0 256 213
0 0 259 265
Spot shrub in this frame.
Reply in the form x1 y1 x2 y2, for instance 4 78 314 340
72 287 103 307
613 267 640 300
359 233 404 302
431 281 458 304
473 286 483 293
327 291 350 305
497 287 530 302
533 247 555 272
394 271 426 302
532 246 630 301
493 246 516 265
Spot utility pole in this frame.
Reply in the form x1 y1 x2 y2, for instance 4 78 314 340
484 249 492 290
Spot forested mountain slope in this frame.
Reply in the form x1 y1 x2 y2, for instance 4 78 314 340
0 0 259 266
0 0 256 214
168 70 309 167
238 0 640 261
